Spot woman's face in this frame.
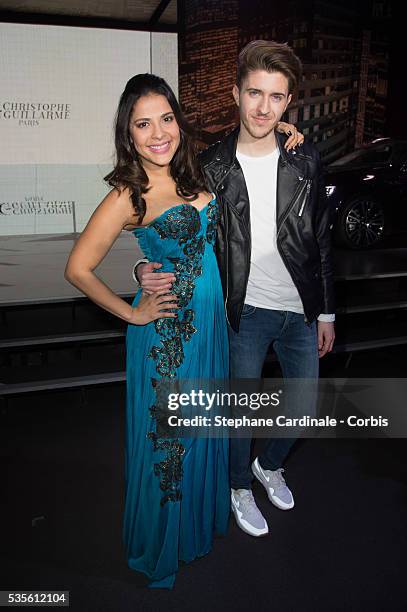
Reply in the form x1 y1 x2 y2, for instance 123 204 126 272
128 93 180 170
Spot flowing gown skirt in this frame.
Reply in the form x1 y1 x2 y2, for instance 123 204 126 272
124 199 230 588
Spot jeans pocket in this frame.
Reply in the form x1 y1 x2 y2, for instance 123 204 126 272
241 303 256 318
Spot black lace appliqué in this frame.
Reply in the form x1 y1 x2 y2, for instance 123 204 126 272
147 200 217 505
206 199 218 245
148 310 196 378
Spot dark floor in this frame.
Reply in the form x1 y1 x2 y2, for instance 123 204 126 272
1 345 406 611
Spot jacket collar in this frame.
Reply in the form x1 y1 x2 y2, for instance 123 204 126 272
275 130 292 165
213 126 238 167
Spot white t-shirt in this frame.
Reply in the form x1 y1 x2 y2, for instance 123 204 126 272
236 147 304 313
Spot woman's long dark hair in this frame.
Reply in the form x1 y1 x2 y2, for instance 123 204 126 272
105 73 207 223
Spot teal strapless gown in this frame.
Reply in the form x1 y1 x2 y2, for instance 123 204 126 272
124 197 230 589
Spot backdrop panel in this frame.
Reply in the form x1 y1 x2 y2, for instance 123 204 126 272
0 23 178 235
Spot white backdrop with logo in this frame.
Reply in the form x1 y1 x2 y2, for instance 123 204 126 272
0 23 178 235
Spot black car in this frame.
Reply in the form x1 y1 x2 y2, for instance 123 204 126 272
324 138 407 249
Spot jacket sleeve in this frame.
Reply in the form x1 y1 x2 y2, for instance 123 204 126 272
202 159 228 301
215 196 228 301
314 150 336 315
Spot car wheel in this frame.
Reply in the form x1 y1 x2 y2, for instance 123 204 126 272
335 197 385 249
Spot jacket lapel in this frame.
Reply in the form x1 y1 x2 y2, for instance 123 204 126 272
214 127 251 220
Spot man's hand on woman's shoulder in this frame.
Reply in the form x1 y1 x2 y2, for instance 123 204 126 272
276 121 304 150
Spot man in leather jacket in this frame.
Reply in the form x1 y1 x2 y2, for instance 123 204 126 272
136 40 335 538
200 127 335 333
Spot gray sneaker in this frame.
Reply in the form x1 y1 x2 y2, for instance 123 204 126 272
251 457 294 510
231 488 269 537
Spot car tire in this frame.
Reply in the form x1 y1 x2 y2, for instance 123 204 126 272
335 196 385 249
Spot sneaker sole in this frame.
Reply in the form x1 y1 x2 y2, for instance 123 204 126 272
231 502 269 537
251 462 295 510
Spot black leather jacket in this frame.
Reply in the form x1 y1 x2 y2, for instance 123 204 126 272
199 127 335 332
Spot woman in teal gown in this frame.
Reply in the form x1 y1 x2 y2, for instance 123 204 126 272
65 73 230 589
125 198 229 588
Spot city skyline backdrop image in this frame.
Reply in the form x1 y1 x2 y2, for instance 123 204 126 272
178 0 397 164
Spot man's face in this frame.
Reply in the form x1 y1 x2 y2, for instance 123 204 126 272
233 69 292 140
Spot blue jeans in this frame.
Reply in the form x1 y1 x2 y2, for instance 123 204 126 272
229 305 319 489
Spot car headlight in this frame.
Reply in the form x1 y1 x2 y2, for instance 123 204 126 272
325 185 336 197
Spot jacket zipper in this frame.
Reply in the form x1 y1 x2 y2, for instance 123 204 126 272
276 176 306 238
298 179 312 217
219 162 252 327
223 209 231 326
215 163 236 327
